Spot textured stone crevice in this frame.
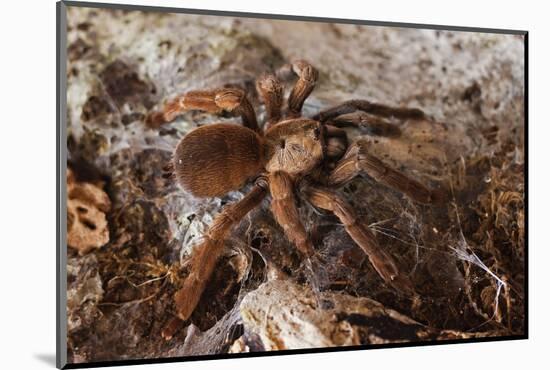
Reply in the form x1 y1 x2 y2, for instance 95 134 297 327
238 280 502 351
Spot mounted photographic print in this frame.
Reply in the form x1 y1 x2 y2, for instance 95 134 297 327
56 1 527 368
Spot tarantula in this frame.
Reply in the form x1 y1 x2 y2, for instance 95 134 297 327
146 60 445 338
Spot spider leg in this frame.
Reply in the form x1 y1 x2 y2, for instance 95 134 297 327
327 140 446 204
313 99 425 124
269 171 315 257
256 73 284 130
146 88 260 132
323 124 349 160
280 60 319 119
330 113 402 138
170 178 268 327
301 184 414 294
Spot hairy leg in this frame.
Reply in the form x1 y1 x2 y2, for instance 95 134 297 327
327 140 446 204
323 124 349 160
313 99 425 123
269 171 314 257
302 184 414 294
146 88 259 132
256 73 284 130
171 179 267 327
330 112 402 138
278 60 318 119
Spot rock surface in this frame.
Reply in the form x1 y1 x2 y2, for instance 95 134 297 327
67 169 111 255
239 280 501 350
65 6 525 363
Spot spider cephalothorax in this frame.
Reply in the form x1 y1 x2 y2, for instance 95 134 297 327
146 60 446 339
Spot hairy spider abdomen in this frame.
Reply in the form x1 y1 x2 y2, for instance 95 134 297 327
173 123 264 197
264 119 324 176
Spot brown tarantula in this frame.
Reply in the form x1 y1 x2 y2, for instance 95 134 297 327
146 60 445 338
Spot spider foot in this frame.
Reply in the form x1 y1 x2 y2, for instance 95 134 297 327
161 317 184 341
